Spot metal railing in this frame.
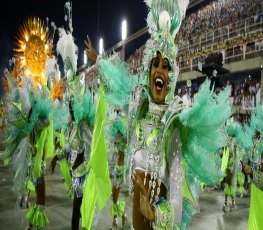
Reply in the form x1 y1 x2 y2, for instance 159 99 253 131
178 15 263 52
80 12 263 77
178 15 263 73
179 43 263 73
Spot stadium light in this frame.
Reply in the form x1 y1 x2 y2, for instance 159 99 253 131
99 38 104 55
122 20 127 41
84 50 87 65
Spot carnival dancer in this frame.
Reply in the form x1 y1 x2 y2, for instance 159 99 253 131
248 105 263 229
3 61 54 230
55 15 94 229
105 106 128 229
222 149 236 212
222 118 254 213
52 3 112 229
98 1 232 229
1 16 64 229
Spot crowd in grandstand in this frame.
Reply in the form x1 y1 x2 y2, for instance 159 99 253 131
180 25 263 70
127 0 263 74
125 0 263 116
126 45 145 74
177 0 263 47
176 77 261 111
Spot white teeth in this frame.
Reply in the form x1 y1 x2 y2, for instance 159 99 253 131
155 78 163 84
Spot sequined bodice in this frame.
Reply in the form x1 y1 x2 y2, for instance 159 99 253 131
67 122 85 168
135 116 164 154
68 122 85 152
132 102 169 188
135 102 167 149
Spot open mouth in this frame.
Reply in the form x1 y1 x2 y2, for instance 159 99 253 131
155 78 164 91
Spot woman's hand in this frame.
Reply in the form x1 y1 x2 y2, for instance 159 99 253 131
132 172 155 221
85 36 97 65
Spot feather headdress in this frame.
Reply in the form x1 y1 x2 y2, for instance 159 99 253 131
143 0 189 100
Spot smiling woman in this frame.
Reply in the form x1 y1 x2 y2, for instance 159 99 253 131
97 0 232 229
149 52 170 104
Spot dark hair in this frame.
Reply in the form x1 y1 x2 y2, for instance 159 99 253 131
150 51 171 72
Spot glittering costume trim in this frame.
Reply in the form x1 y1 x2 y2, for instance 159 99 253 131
110 201 126 217
26 204 49 228
113 165 124 188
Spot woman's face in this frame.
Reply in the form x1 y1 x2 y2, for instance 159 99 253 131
149 52 170 104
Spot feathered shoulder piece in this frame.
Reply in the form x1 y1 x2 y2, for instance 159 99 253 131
56 28 78 80
177 78 232 184
250 103 263 157
143 0 189 101
73 89 96 127
52 99 70 132
98 54 145 113
4 78 52 158
251 103 263 135
105 110 127 141
227 121 254 153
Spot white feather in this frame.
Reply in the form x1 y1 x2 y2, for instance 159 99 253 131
19 85 31 114
172 26 181 37
45 57 57 80
54 98 60 108
172 0 189 37
56 28 78 74
37 83 42 91
144 0 152 7
177 0 189 19
146 11 157 35
66 69 73 81
55 69 61 81
13 137 30 199
159 10 171 31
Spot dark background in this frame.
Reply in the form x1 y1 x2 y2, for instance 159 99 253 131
0 0 148 97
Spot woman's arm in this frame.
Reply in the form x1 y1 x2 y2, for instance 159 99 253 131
168 128 183 225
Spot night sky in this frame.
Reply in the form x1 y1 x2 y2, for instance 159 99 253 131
0 0 149 96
